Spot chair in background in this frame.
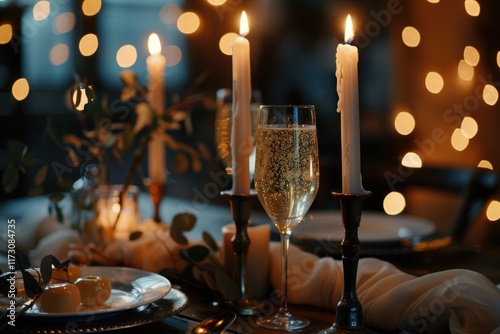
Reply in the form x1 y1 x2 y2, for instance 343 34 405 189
395 166 499 243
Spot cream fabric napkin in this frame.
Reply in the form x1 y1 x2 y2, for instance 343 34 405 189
269 243 500 334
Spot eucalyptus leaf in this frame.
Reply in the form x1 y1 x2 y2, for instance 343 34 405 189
172 213 196 232
180 245 209 262
7 139 27 164
170 227 188 245
40 255 54 284
15 250 31 270
202 231 218 252
172 153 189 174
129 231 143 240
27 186 44 197
202 270 218 291
21 270 42 298
2 165 19 194
215 270 240 301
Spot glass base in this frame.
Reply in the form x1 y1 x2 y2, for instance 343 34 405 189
257 313 310 331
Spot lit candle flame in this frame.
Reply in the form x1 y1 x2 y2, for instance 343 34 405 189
344 15 354 44
148 33 161 56
240 11 249 37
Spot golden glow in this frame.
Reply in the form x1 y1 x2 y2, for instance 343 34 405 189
427 0 440 3
486 200 500 221
497 51 500 68
12 78 30 101
160 4 181 25
394 111 415 135
344 14 354 43
460 116 478 139
383 192 406 215
401 26 420 47
79 33 98 57
464 46 480 66
451 128 469 151
478 160 493 170
148 33 161 56
483 84 499 106
54 12 75 34
464 0 480 17
458 59 474 81
72 88 89 111
401 152 422 168
116 44 137 68
0 24 12 44
165 45 182 67
177 12 200 34
207 0 226 5
219 32 238 56
33 1 50 21
50 44 69 65
240 11 249 37
425 71 444 94
82 0 101 16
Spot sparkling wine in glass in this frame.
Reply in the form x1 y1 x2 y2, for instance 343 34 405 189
254 105 319 330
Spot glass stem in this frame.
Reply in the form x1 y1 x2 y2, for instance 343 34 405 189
279 232 291 317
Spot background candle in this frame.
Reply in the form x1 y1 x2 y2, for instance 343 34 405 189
231 11 252 195
336 15 363 194
147 33 166 184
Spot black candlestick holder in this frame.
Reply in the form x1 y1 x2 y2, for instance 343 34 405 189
318 191 376 334
213 190 261 315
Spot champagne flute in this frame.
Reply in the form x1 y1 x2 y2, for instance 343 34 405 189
254 105 320 330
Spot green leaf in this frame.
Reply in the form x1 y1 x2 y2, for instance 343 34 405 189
34 164 48 186
27 186 44 197
6 139 27 164
40 255 54 284
2 164 19 194
180 245 209 262
202 231 218 252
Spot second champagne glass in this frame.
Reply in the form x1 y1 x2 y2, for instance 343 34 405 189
254 105 320 330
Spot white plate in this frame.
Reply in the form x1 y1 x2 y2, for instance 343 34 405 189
294 211 436 243
6 266 171 320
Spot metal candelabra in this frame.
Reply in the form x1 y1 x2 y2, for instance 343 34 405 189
318 191 376 334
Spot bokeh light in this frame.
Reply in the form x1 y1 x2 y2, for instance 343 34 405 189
497 51 500 68
394 111 415 135
219 32 238 56
464 0 480 17
478 160 493 170
177 12 200 34
50 44 69 65
207 0 227 5
383 192 406 215
464 46 480 66
116 44 137 68
401 152 422 168
82 0 101 16
427 0 439 3
401 26 420 47
12 78 30 101
79 33 98 57
483 84 499 106
486 200 500 221
160 4 182 25
451 128 469 151
165 45 182 67
53 12 75 34
460 116 478 139
425 71 444 94
457 59 474 81
0 24 12 44
33 1 50 21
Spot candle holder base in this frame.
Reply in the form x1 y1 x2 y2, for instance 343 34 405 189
146 179 165 223
215 190 262 316
318 191 374 334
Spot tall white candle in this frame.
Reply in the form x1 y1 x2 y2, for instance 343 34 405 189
336 15 363 194
231 11 252 195
147 33 166 184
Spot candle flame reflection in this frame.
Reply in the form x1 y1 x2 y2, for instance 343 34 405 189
148 33 162 56
344 15 354 44
239 11 249 37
